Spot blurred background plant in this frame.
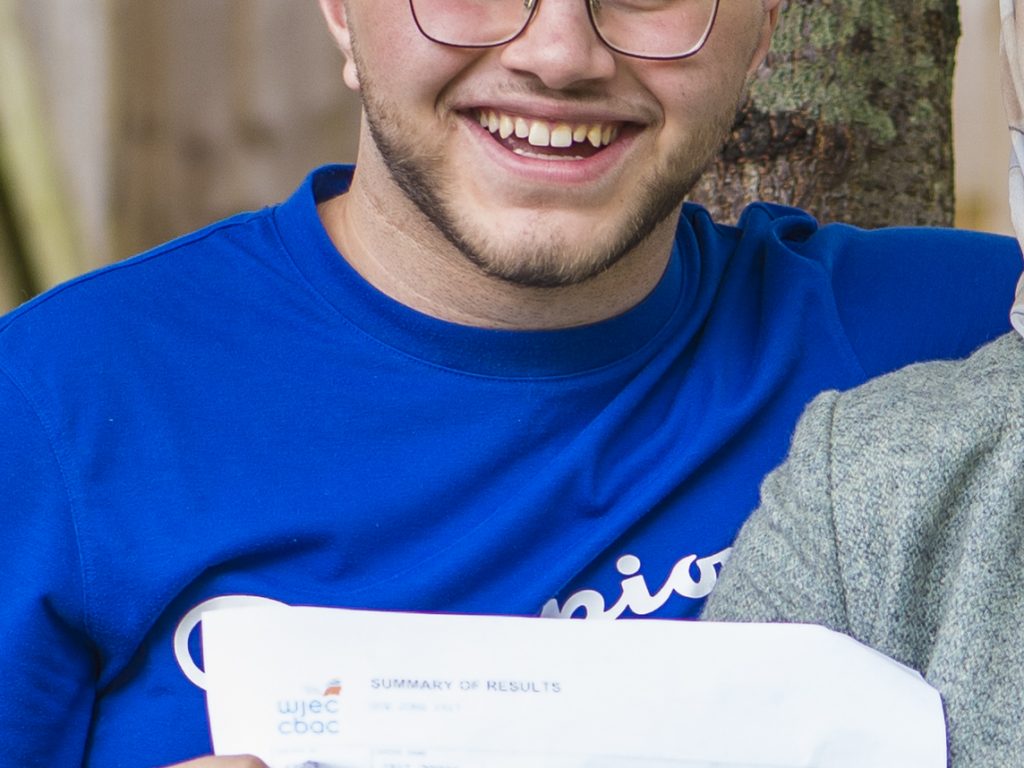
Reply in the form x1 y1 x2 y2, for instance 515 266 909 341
0 0 1010 314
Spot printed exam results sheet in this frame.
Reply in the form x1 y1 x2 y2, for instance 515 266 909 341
202 606 946 768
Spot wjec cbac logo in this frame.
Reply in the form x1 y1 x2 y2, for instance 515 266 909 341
276 678 343 736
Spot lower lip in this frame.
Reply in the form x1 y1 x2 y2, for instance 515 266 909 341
461 115 637 187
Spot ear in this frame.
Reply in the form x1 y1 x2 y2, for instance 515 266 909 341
319 0 361 91
746 0 782 77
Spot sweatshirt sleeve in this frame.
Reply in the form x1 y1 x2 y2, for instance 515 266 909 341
0 366 97 764
828 226 1021 378
702 390 850 632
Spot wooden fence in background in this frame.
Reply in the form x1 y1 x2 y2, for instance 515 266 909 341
109 0 361 259
0 0 1012 314
0 0 361 313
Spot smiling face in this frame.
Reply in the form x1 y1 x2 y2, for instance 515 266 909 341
320 0 778 290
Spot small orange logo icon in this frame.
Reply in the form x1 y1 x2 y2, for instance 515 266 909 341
323 679 342 696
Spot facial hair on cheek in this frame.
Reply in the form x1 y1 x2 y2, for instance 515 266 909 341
352 38 746 290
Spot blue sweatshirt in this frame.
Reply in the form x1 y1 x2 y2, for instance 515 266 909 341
0 165 1018 766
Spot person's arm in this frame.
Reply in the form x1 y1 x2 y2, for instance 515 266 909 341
827 226 1020 378
0 363 269 767
163 757 268 768
701 390 850 632
0 367 100 763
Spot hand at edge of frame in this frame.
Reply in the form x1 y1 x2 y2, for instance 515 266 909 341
161 755 270 768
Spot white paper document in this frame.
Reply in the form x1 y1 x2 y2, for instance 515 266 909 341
202 606 946 768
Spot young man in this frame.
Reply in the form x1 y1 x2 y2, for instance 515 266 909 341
703 2 1024 765
1 1 1018 766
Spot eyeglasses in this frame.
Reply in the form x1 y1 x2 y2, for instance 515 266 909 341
408 0 721 61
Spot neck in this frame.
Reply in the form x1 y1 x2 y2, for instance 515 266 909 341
317 165 677 332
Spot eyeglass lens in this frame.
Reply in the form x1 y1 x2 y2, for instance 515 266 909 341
409 0 719 60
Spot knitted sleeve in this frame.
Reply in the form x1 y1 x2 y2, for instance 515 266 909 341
701 389 850 633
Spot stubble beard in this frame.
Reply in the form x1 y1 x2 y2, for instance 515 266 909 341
358 63 742 289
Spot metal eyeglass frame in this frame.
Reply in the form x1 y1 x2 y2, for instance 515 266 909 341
408 0 721 61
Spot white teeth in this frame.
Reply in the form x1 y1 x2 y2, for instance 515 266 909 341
528 121 551 147
477 109 621 151
550 124 573 148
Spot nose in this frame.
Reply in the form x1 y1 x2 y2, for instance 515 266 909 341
498 0 617 91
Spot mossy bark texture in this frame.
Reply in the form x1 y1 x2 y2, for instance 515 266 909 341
691 0 960 228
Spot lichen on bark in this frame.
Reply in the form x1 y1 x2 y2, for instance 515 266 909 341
691 0 961 228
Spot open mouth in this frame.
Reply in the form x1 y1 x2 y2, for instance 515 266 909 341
473 108 624 160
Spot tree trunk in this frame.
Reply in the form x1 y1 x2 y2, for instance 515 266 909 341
691 0 961 228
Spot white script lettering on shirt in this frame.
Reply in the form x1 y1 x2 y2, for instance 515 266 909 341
540 548 731 620
173 548 730 686
174 594 288 689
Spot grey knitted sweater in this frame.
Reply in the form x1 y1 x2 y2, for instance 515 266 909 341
703 332 1024 767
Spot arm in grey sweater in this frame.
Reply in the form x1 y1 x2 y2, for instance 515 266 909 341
702 333 1024 767
703 390 849 632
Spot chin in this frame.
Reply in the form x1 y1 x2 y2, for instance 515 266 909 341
449 216 651 289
